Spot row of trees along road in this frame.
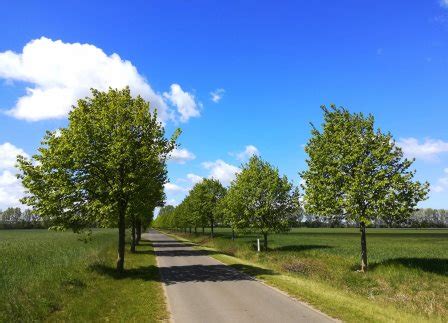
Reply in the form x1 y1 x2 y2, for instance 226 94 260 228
153 105 429 272
17 87 179 272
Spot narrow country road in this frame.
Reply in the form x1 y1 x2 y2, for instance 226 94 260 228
144 230 335 323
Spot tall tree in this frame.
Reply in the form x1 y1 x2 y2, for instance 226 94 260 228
188 179 226 238
222 155 300 250
301 105 429 271
17 87 178 272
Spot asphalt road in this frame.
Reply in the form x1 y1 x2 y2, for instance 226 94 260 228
145 230 335 323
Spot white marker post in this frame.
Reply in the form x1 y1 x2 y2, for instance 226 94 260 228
257 238 260 252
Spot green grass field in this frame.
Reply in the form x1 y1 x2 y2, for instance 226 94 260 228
170 227 448 322
0 229 167 322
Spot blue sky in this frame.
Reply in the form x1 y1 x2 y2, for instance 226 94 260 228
1 0 448 209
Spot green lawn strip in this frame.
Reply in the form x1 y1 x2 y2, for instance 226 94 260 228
160 230 437 323
0 230 168 323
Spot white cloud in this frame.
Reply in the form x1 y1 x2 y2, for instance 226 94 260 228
0 37 200 123
236 145 259 161
164 182 187 193
187 173 203 184
163 84 200 123
202 159 240 186
432 168 448 193
210 88 225 103
397 137 448 161
441 0 448 8
0 143 28 209
168 148 196 164
0 142 28 169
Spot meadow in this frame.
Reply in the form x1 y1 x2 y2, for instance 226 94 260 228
170 227 448 322
0 229 167 322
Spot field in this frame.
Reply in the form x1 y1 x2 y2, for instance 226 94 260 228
0 229 167 322
169 227 448 322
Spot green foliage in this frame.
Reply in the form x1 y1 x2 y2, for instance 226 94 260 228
301 105 429 225
17 87 178 269
221 156 300 247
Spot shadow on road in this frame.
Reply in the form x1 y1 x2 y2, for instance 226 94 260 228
160 264 275 285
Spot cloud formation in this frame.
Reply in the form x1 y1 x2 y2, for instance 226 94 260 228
164 84 201 122
397 137 448 161
432 168 448 193
168 148 196 164
0 142 28 209
210 88 225 103
202 159 240 186
0 37 200 123
236 145 259 161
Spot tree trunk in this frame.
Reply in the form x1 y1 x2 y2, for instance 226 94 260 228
360 221 368 272
131 220 136 253
231 229 235 241
194 226 197 234
263 232 268 251
189 227 191 234
136 219 142 244
202 226 204 234
116 203 126 272
211 219 214 238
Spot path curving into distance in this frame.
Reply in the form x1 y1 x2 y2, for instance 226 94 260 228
145 230 335 323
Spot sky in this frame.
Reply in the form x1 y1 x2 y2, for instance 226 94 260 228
1 0 448 210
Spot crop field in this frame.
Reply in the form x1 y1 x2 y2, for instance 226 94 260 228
172 227 448 322
0 229 167 322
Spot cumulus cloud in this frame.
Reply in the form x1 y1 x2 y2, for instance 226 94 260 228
186 173 203 184
163 84 201 123
168 148 196 164
164 182 187 193
432 168 448 193
0 142 28 209
235 145 259 161
397 137 448 161
202 159 240 186
0 37 200 123
210 88 225 103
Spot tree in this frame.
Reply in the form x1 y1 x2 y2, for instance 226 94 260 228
188 179 226 238
222 155 300 250
17 87 178 272
301 105 429 271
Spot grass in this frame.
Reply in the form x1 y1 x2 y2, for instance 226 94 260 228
165 227 447 322
0 229 167 322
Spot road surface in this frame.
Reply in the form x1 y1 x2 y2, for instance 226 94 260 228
145 230 335 323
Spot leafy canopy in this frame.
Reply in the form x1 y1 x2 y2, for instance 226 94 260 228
301 105 429 224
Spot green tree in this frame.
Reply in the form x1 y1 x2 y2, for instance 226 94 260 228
301 105 429 271
17 87 178 272
188 179 226 238
222 155 300 250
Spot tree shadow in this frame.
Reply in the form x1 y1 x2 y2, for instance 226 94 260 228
90 264 161 281
160 263 275 285
154 249 219 257
273 245 333 252
369 258 448 276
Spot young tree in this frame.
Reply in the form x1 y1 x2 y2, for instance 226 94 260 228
301 105 429 271
17 87 178 272
223 156 300 250
188 179 226 238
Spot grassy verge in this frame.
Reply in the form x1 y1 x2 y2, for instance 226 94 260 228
161 228 447 322
0 229 167 322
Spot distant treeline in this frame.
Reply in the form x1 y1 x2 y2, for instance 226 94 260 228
300 208 448 228
0 207 46 229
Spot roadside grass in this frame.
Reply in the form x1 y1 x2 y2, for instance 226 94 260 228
0 229 167 322
165 227 447 322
